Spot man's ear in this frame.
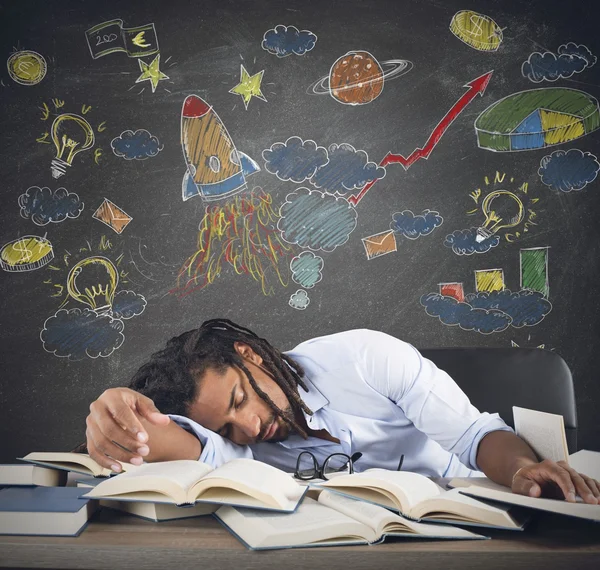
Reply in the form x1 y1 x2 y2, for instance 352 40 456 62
233 342 263 365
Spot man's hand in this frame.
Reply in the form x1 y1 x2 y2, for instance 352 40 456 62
86 387 170 472
512 459 600 504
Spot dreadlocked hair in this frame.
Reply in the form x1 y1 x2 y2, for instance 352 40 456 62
128 318 313 438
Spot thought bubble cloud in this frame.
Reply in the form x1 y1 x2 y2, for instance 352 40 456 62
111 129 163 160
278 188 357 252
538 149 600 192
262 25 317 57
19 186 84 226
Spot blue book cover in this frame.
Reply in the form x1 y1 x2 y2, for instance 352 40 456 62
0 486 97 536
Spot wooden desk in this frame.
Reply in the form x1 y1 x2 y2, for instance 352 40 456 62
0 508 599 570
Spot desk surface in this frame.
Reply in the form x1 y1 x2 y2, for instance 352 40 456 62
0 508 599 570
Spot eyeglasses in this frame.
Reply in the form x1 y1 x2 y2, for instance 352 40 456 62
294 451 363 481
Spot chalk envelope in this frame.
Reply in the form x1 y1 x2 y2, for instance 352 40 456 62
361 229 397 260
181 94 260 201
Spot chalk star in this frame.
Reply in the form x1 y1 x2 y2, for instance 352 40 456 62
229 64 267 109
135 54 169 93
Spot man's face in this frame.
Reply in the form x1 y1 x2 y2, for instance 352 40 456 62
187 342 295 446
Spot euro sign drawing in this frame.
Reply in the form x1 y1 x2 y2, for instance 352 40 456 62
132 31 151 48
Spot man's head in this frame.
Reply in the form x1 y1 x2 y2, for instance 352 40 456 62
128 319 313 445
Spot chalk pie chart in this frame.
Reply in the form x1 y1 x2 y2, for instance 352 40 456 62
475 88 600 152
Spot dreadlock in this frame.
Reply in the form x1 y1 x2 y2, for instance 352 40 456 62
128 318 313 438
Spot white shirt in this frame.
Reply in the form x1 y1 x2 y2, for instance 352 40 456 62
171 329 513 478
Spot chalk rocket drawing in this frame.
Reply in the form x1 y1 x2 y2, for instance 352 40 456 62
180 95 260 201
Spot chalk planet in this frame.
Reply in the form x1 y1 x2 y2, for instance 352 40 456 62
330 51 384 105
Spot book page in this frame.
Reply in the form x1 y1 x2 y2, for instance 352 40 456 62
196 458 300 503
214 497 375 548
458 486 600 522
83 460 214 503
320 469 442 511
513 406 569 463
569 450 600 480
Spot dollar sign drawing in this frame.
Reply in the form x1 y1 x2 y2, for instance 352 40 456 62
13 239 33 262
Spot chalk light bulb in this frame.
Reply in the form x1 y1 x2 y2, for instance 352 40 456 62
50 113 95 179
67 256 119 315
475 190 524 243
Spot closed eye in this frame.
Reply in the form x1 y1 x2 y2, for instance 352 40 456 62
235 390 247 409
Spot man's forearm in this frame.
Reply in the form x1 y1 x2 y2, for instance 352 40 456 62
139 417 202 462
476 430 539 487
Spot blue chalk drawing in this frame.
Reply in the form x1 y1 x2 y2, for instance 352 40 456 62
263 137 329 182
444 228 500 255
289 289 310 310
421 289 552 334
262 25 317 58
390 210 443 239
538 149 600 192
112 290 147 319
278 188 358 252
290 251 324 288
310 143 385 196
18 186 84 226
40 308 125 360
111 129 163 160
557 43 597 68
522 44 595 82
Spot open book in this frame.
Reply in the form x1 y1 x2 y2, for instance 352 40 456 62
76 476 217 521
314 469 527 529
449 476 600 522
215 489 486 550
19 452 134 478
83 458 307 511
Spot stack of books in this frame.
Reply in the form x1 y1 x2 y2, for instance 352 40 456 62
2 446 597 548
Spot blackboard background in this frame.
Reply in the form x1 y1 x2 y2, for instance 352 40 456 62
1 0 599 462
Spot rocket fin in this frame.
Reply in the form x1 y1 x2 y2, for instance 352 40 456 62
231 150 261 178
182 171 201 201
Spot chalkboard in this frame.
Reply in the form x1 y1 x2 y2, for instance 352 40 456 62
1 0 599 463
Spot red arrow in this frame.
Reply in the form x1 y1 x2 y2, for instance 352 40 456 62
348 70 494 206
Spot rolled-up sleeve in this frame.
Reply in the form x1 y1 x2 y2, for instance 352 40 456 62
359 331 513 471
168 414 254 467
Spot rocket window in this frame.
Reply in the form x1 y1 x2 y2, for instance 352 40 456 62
209 156 221 173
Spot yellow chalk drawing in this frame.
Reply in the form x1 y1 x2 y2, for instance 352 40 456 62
229 64 267 110
131 31 151 48
94 148 103 164
540 109 585 146
476 190 525 242
0 235 54 272
450 10 503 52
97 121 107 132
52 98 65 109
174 189 293 297
7 50 47 85
67 256 119 314
50 113 95 178
475 268 505 293
36 132 51 144
135 53 169 93
81 104 92 114
40 102 50 120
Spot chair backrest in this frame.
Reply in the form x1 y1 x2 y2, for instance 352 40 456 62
419 347 577 453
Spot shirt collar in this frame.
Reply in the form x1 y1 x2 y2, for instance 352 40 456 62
297 373 329 415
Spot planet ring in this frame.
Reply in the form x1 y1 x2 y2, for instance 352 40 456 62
308 59 413 95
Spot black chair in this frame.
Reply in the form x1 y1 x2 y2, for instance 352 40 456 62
419 347 578 453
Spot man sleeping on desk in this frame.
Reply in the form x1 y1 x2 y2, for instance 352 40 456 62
82 319 600 504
